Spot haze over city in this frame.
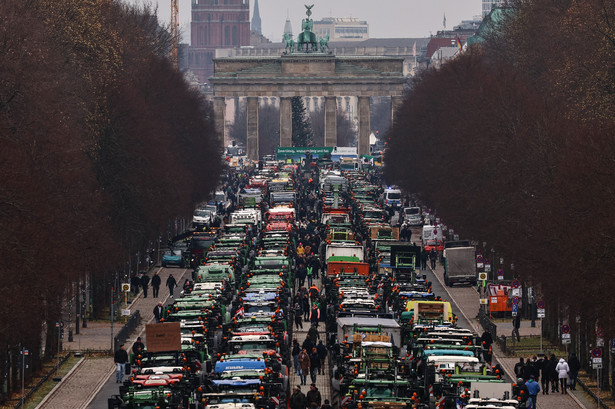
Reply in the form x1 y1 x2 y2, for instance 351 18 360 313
127 0 483 44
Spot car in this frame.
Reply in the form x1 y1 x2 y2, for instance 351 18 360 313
192 209 214 228
424 239 444 253
402 207 423 226
162 249 185 268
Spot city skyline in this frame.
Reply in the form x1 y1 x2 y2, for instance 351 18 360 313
125 0 482 44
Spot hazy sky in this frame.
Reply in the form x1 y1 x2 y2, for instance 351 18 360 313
127 0 482 44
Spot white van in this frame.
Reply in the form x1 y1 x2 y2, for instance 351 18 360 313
382 188 402 208
422 224 443 247
402 207 423 226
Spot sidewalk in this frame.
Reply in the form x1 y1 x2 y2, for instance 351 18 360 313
38 266 191 409
426 260 590 409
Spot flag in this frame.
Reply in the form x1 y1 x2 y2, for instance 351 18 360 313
235 306 245 317
412 42 417 57
456 36 463 52
443 13 447 29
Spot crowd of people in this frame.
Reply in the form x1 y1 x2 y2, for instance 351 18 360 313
513 353 580 408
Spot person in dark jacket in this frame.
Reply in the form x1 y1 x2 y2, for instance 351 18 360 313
514 358 525 378
131 275 140 296
151 272 161 298
302 294 310 321
568 352 580 390
520 358 534 381
420 251 428 270
290 386 307 409
309 303 320 329
540 356 550 394
316 340 327 375
140 273 150 298
153 302 164 323
512 314 521 342
309 348 320 384
114 344 129 383
429 249 437 269
548 354 559 393
306 384 322 409
132 337 145 354
166 274 177 298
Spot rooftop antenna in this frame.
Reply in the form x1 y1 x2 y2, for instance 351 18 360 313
443 12 447 30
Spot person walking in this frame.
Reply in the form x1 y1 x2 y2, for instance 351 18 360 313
540 356 550 394
309 348 320 384
166 274 177 298
309 303 320 329
292 340 301 375
131 274 140 296
512 314 521 342
151 272 161 298
568 352 580 390
140 273 150 298
429 249 437 269
514 358 525 379
114 344 129 383
525 375 540 408
316 340 327 375
294 302 304 329
306 384 322 409
420 250 428 270
290 386 307 409
555 357 570 394
306 264 314 287
153 302 164 323
548 354 559 393
480 328 493 362
298 349 310 386
302 294 310 321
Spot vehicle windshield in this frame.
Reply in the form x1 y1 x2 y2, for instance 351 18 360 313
405 208 420 215
387 192 402 199
194 210 211 217
191 238 215 249
246 305 273 313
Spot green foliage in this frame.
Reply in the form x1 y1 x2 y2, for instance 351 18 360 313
291 97 313 147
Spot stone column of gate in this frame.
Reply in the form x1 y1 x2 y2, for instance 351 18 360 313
279 97 292 147
213 97 226 144
358 96 371 155
391 95 404 126
324 96 337 147
246 96 259 160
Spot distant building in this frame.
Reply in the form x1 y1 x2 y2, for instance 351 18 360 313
187 0 251 85
251 0 261 34
283 16 293 40
482 0 508 17
313 17 369 41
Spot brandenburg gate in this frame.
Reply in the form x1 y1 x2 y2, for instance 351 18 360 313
210 6 406 160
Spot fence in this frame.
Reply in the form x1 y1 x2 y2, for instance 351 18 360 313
12 352 71 409
478 308 498 340
113 310 141 353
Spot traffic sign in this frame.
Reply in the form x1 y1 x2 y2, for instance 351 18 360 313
537 308 545 318
592 348 603 358
597 328 605 338
512 304 518 316
562 333 571 344
512 296 519 305
477 255 484 263
496 269 504 280
478 272 488 281
511 279 521 289
485 263 491 272
480 298 488 305
561 324 570 334
121 283 131 293
537 300 545 309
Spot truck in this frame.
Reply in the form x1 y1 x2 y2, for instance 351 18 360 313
421 224 443 247
324 243 364 265
443 247 477 286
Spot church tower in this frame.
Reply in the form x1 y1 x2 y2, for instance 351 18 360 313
251 0 262 35
188 0 250 85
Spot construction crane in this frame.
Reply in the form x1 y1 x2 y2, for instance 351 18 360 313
170 0 179 68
